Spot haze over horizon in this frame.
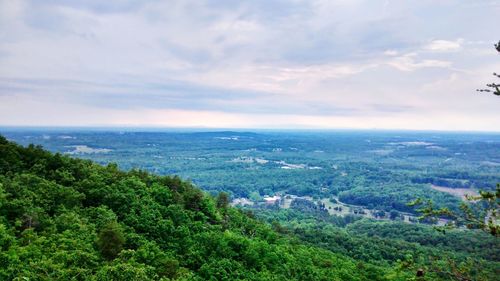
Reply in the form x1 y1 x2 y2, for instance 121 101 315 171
0 0 499 131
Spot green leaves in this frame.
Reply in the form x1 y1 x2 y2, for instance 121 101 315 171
97 221 125 261
410 184 499 237
477 41 500 96
1 135 498 280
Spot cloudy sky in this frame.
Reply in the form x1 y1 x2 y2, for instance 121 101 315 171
0 0 499 131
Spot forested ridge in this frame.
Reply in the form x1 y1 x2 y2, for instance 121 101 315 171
0 135 498 280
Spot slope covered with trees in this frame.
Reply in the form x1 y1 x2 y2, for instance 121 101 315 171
0 135 398 280
1 135 498 280
254 208 499 281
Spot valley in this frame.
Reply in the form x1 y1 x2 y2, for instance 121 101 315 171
0 129 499 280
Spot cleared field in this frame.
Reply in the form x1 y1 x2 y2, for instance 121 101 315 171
431 185 479 200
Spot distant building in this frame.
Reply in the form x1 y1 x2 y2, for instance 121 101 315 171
231 198 254 207
263 195 281 204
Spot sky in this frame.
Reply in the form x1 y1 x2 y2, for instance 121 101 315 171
0 0 499 131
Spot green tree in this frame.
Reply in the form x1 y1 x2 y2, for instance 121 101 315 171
411 40 500 237
97 221 125 260
409 184 499 237
476 40 500 96
216 192 230 209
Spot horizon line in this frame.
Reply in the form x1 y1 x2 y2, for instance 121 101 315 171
1 125 500 135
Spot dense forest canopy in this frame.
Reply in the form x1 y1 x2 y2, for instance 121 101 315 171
1 1 498 279
4 130 499 214
0 134 499 280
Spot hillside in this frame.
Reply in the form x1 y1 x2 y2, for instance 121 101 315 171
0 135 498 280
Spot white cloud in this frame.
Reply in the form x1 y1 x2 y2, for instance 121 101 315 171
383 50 398 56
424 39 463 52
0 0 499 131
386 53 451 71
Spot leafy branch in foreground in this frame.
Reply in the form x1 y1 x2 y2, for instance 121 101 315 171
476 40 500 96
408 184 500 237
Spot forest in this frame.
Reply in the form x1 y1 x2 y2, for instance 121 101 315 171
0 133 499 280
1 0 498 280
3 130 499 214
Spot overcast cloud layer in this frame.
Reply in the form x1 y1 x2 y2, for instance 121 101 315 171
0 0 499 131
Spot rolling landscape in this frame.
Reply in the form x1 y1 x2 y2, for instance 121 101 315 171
0 129 498 280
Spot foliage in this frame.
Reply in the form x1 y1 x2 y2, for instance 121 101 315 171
4 130 498 216
1 133 498 280
476 40 500 96
409 184 500 237
97 221 126 260
216 192 230 209
253 208 499 280
0 135 400 280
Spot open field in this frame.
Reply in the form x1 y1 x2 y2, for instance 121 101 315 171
430 185 480 200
